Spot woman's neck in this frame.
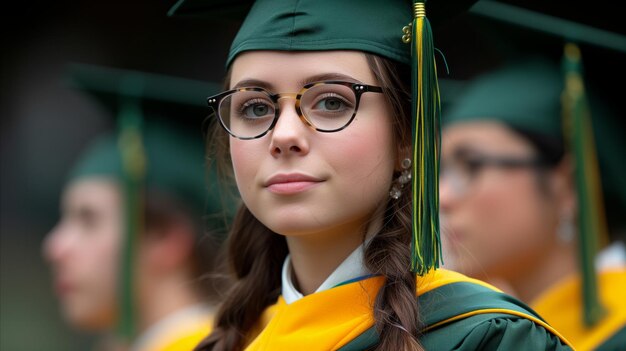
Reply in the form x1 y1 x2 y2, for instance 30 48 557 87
286 226 363 295
285 208 384 295
507 241 577 303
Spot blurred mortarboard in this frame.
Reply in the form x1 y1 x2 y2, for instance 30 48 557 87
168 0 480 275
66 63 235 225
64 63 238 340
468 0 626 54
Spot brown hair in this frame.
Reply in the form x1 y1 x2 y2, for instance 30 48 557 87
144 191 222 300
197 53 423 351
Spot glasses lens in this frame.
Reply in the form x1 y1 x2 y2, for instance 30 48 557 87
440 162 471 197
300 83 357 131
219 90 275 138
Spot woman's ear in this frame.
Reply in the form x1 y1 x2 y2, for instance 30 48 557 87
551 155 577 218
140 219 195 274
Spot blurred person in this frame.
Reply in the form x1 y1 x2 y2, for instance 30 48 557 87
43 64 236 351
440 54 626 350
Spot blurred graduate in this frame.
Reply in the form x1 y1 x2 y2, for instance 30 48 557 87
43 64 237 351
439 7 626 347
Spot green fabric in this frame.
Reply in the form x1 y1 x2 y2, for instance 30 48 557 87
70 133 124 181
168 0 478 67
338 282 571 350
66 63 222 108
444 58 563 139
417 281 544 324
469 0 626 53
228 0 412 66
116 99 143 339
71 121 213 219
596 325 626 351
421 313 571 350
66 63 237 230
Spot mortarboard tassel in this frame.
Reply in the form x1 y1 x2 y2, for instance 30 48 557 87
402 0 442 275
561 42 607 326
116 79 146 341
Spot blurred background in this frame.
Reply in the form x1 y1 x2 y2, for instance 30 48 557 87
1 1 238 349
1 1 623 350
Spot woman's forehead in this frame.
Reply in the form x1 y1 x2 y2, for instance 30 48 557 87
442 121 535 154
229 50 377 89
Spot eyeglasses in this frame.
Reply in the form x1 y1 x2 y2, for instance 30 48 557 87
206 80 384 140
440 149 548 197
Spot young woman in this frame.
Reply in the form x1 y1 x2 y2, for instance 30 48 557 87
440 57 626 350
170 0 574 350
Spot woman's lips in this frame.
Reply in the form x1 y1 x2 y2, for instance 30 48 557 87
264 173 324 195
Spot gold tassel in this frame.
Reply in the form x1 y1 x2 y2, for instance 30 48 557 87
403 1 442 275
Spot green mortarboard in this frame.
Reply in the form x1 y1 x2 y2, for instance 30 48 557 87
66 63 237 229
169 0 478 275
444 58 563 137
65 63 238 340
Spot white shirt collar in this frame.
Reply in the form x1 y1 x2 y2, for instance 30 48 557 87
130 303 212 351
596 241 626 271
281 244 370 304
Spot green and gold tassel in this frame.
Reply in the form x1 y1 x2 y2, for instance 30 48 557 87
116 78 146 341
561 42 607 326
402 0 442 275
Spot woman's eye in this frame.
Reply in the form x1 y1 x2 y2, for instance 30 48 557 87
312 94 351 112
319 97 343 110
247 104 269 116
239 100 274 118
464 158 486 176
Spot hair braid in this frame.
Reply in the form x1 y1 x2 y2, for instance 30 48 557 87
195 206 288 351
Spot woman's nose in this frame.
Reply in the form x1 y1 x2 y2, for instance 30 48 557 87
268 100 310 158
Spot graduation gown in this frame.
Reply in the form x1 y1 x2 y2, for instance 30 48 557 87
245 269 573 350
132 305 213 351
531 269 626 351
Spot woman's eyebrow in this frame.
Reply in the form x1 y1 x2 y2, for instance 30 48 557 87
451 144 487 158
231 73 362 90
298 73 361 86
231 79 273 90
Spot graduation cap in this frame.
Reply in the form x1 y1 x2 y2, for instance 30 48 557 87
444 46 625 330
64 63 238 340
168 0 480 275
469 0 626 54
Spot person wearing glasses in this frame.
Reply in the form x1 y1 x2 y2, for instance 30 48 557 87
439 57 626 350
170 0 573 350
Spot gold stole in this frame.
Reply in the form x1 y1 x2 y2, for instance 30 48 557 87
245 269 517 350
532 269 626 351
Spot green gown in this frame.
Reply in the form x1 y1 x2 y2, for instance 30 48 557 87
244 269 573 350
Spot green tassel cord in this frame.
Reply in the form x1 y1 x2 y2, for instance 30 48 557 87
402 0 442 275
116 86 146 341
561 43 607 326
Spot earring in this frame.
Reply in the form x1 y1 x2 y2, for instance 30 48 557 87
390 158 412 200
557 214 575 243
